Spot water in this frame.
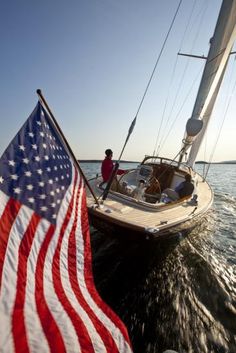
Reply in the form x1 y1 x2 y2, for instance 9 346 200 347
82 162 236 353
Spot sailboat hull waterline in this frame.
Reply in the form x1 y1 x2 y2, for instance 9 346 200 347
86 0 236 240
86 157 213 240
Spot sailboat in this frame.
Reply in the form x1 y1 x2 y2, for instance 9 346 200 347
86 0 236 239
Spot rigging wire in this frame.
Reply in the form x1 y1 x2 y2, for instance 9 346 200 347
203 56 236 179
157 64 205 155
155 0 209 156
153 0 198 156
101 0 183 202
117 0 183 162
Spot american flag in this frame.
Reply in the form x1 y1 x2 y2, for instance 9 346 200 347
0 102 133 353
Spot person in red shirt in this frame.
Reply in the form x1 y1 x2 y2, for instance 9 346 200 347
101 149 124 182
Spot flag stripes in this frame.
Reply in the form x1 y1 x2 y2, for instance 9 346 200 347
77 185 132 352
12 213 41 353
0 196 21 291
27 221 53 353
0 101 133 353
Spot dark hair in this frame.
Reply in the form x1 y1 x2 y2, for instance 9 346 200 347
105 149 113 157
185 174 191 182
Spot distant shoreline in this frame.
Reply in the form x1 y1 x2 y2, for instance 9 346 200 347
78 160 139 163
78 160 236 164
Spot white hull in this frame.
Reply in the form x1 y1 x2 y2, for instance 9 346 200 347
86 158 213 240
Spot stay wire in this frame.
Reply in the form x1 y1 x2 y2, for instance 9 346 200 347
156 0 209 156
101 0 183 202
203 56 236 179
153 0 198 156
118 0 183 163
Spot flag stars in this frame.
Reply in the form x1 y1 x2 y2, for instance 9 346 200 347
19 145 25 151
8 160 15 167
49 179 53 184
28 197 35 203
40 131 45 137
42 143 47 149
13 187 21 194
28 132 34 138
46 167 51 172
11 174 19 180
39 194 46 200
50 191 55 196
0 176 4 184
36 120 41 126
51 202 56 208
40 206 48 212
27 184 34 190
25 171 32 177
37 169 43 175
44 156 49 161
23 158 29 164
35 156 40 162
38 181 45 187
32 144 37 150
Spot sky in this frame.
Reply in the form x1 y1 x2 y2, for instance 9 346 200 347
0 0 235 163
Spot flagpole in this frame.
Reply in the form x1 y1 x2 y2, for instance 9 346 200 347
36 89 99 206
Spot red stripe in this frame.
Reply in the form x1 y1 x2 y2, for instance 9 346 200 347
12 213 41 353
68 184 120 352
35 224 67 353
80 190 132 346
0 198 21 291
52 172 95 352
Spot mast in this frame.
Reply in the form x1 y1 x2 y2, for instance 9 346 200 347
179 0 236 167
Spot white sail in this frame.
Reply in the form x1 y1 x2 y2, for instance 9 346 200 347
180 0 236 167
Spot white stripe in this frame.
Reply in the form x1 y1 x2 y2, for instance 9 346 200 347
24 219 51 353
59 175 107 353
0 190 9 218
43 170 81 353
0 205 34 353
75 185 133 353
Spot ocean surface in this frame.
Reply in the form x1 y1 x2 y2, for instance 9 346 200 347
81 162 236 353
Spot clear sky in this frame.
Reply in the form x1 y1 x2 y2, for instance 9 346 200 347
0 0 235 163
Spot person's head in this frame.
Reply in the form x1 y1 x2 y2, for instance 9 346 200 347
185 174 191 182
138 179 146 187
105 149 113 158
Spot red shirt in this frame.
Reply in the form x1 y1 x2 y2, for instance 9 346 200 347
101 157 113 182
101 158 124 182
